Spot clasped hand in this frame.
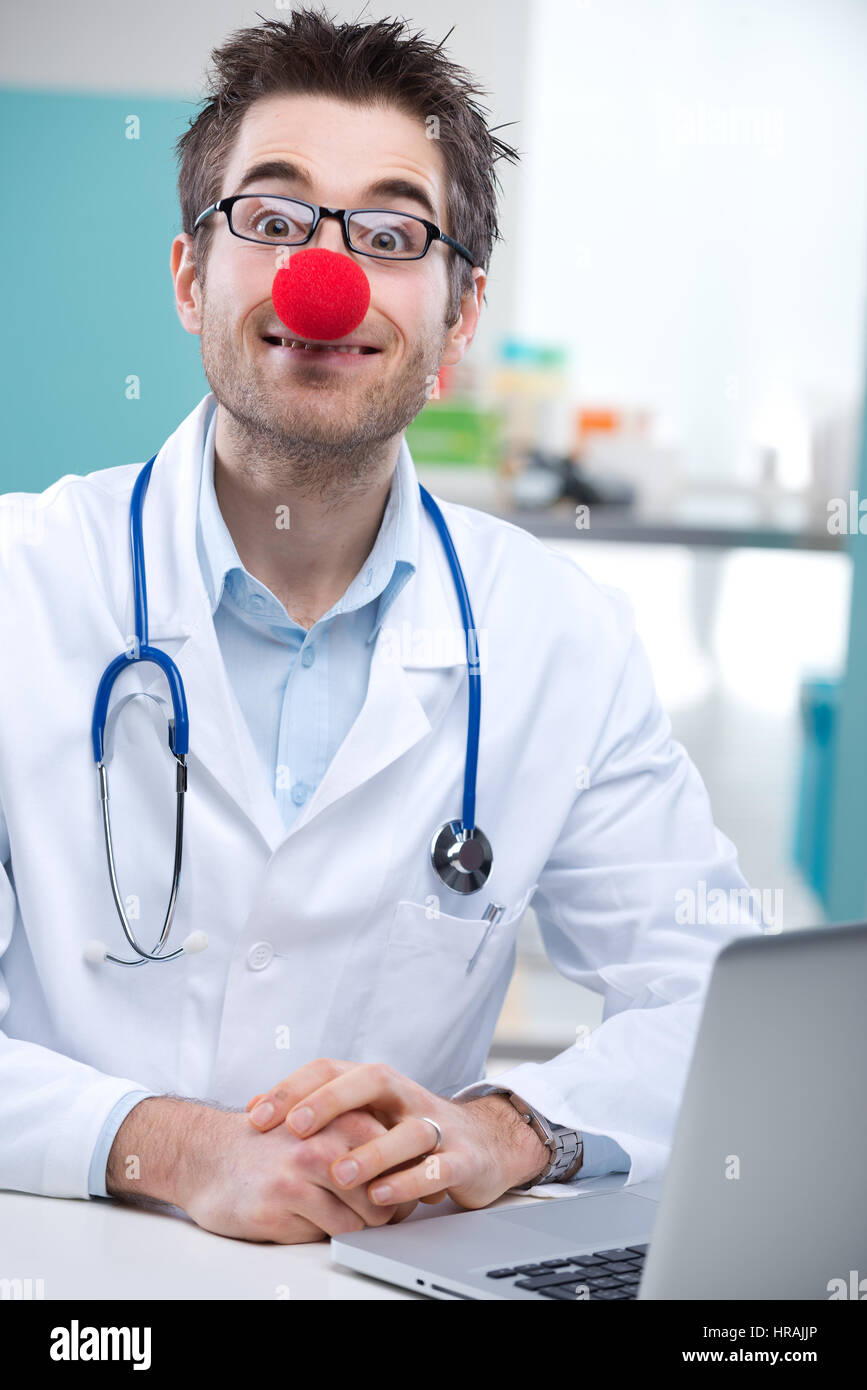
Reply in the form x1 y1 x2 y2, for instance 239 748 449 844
245 1057 548 1236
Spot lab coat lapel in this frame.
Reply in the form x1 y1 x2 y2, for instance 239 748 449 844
124 392 467 851
159 614 289 851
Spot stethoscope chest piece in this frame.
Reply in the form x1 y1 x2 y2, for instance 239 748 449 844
430 820 493 895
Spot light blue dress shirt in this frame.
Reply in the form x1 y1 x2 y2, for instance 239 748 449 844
87 403 628 1196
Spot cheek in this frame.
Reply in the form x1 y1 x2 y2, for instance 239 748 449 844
206 247 280 325
369 263 444 342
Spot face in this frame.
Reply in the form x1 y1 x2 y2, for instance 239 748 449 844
171 93 485 471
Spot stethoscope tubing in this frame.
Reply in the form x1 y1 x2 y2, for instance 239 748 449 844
418 484 480 832
89 452 488 965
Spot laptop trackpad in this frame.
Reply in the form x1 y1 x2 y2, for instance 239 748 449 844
484 1191 656 1254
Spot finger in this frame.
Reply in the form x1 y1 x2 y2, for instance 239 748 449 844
285 1062 413 1137
283 1127 407 1230
419 1192 447 1204
329 1116 441 1190
280 1183 371 1240
366 1151 466 1207
366 1156 458 1212
296 1154 405 1230
328 1182 404 1230
247 1058 355 1130
245 1093 266 1113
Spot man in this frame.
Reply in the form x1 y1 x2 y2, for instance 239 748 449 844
0 11 762 1244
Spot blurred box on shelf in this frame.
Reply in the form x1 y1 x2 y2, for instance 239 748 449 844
405 398 502 467
573 403 680 512
575 405 653 448
492 339 573 467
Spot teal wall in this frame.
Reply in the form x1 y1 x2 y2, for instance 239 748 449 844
0 88 208 495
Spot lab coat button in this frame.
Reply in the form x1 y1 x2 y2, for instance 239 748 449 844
247 941 274 971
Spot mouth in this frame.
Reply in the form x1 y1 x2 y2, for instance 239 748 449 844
262 334 382 363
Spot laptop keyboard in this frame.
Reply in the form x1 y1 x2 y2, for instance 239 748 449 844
485 1244 648 1299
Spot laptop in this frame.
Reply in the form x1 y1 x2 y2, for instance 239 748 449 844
332 920 867 1299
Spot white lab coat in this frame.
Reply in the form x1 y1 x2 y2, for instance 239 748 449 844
0 392 762 1201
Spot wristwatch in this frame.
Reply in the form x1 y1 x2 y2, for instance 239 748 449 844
463 1085 584 1190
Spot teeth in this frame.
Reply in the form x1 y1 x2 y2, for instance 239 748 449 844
277 338 366 354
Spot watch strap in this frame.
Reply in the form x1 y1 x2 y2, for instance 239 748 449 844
500 1089 584 1189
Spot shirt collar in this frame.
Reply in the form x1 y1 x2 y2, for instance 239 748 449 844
195 399 418 641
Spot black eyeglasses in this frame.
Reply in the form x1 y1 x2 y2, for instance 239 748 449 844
193 193 476 266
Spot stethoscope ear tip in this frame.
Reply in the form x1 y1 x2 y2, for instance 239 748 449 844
83 940 108 964
182 930 209 954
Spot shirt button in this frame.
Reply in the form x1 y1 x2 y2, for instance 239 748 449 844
301 646 315 667
291 782 308 805
248 593 266 612
246 941 274 971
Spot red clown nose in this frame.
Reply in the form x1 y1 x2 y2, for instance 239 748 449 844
271 248 371 341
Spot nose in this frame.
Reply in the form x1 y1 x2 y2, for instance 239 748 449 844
271 247 371 341
309 210 349 256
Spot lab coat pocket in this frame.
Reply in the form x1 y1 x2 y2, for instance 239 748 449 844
353 883 538 1096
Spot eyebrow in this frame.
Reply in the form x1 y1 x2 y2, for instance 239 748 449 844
235 159 440 224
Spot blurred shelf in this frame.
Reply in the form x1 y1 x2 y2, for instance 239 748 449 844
503 508 844 550
416 465 845 552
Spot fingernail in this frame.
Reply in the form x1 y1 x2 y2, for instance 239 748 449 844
289 1106 314 1134
370 1184 392 1203
249 1102 274 1126
333 1159 358 1185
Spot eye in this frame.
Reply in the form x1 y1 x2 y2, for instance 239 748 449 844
255 213 295 239
235 198 310 242
368 226 406 253
349 212 427 257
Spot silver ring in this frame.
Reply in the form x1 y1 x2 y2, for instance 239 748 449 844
418 1116 443 1154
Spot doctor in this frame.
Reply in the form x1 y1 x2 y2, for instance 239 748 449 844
0 10 762 1245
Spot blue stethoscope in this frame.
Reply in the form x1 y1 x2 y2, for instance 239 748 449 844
87 453 493 967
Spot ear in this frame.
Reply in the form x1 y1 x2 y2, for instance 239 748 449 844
171 232 203 335
440 266 486 367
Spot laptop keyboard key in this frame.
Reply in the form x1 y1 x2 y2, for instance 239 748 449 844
503 1245 647 1296
515 1272 589 1291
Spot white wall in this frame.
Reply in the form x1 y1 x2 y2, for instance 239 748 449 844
514 0 867 482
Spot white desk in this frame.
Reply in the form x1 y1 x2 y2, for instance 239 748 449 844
0 1187 546 1301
